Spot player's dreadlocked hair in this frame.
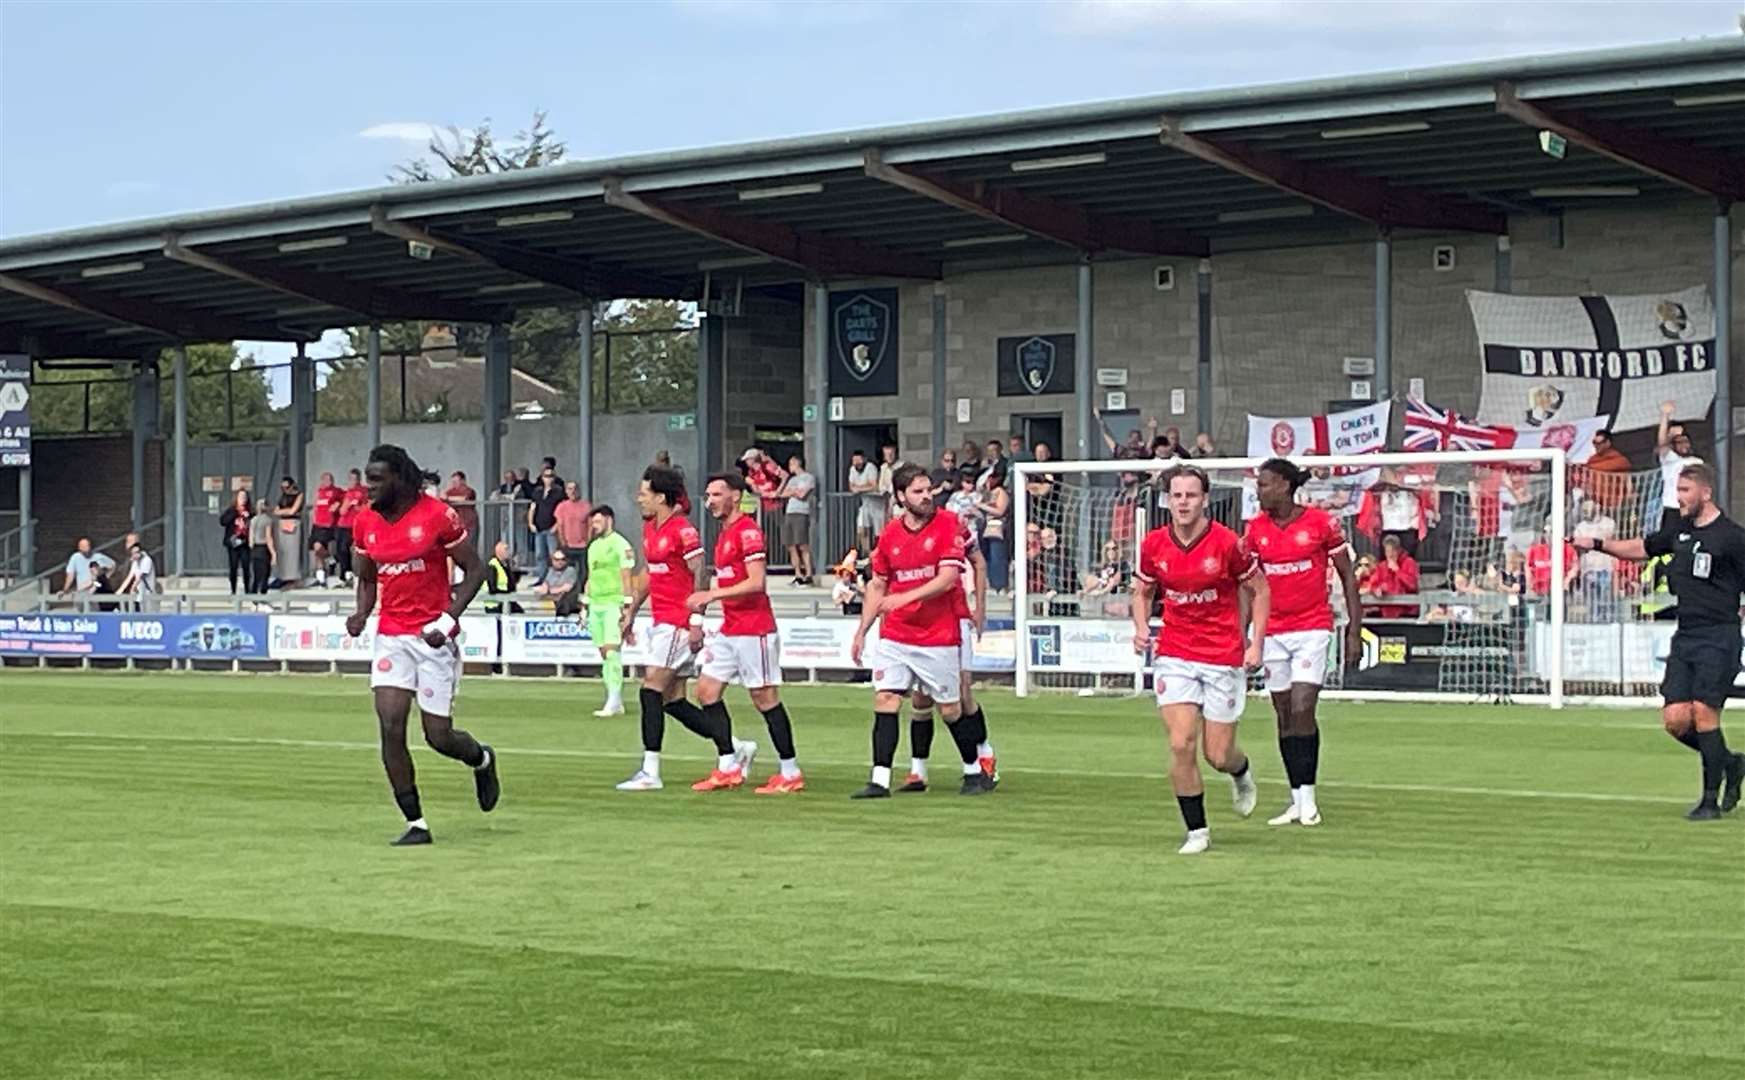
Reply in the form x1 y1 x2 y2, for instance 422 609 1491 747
368 443 423 496
1258 457 1312 492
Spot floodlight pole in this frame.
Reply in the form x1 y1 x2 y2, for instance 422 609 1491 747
365 323 381 450
173 344 188 577
577 304 594 497
1714 205 1732 502
1374 229 1393 405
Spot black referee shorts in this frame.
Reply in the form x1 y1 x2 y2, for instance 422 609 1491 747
1662 627 1743 710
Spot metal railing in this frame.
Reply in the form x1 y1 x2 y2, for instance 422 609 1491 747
2 515 168 603
1 517 37 583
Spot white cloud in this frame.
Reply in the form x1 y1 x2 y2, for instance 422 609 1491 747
358 121 467 144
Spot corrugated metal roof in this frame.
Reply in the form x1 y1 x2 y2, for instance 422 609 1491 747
1 36 1740 359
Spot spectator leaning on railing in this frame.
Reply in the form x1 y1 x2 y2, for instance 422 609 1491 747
779 454 817 586
444 471 479 542
61 536 115 599
527 466 565 584
847 448 883 555
116 534 158 612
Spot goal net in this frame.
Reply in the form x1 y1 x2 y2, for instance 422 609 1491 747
1011 449 1577 706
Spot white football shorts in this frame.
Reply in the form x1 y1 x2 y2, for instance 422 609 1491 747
1262 629 1333 693
699 631 783 688
1153 656 1246 723
873 640 962 704
644 622 699 677
371 633 463 716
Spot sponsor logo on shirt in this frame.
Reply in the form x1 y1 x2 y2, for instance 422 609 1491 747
1164 587 1218 604
1262 558 1314 577
894 566 936 584
377 558 427 576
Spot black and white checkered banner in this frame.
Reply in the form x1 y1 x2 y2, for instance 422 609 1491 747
1468 284 1715 433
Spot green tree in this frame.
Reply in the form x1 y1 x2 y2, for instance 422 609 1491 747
390 111 565 185
32 345 278 439
337 113 697 420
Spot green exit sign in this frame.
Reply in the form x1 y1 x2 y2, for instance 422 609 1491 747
667 413 696 431
802 404 818 422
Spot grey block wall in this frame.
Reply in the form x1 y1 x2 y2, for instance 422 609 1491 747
802 198 1742 512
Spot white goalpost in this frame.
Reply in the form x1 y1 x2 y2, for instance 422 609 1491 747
1012 449 1569 709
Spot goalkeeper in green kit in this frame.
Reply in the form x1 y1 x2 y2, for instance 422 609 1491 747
584 504 637 717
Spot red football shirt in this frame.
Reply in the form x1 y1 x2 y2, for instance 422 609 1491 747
1135 520 1259 666
643 512 703 627
311 484 343 528
337 485 367 529
352 494 466 636
872 509 966 647
1244 507 1346 634
713 513 776 636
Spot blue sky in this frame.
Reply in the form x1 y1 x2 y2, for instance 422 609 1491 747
1 0 1739 394
4 0 1741 238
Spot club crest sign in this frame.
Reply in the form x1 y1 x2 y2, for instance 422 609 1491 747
996 333 1075 397
827 288 899 397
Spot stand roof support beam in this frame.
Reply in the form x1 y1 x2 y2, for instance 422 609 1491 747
603 179 940 280
1159 117 1506 234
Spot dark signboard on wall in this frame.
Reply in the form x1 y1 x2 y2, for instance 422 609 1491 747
0 353 29 467
828 289 899 397
997 334 1075 397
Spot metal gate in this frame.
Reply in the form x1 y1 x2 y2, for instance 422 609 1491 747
178 440 282 573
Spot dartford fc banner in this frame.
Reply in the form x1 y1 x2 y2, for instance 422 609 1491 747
1468 285 1716 433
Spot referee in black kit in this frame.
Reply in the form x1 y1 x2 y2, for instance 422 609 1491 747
1576 462 1745 820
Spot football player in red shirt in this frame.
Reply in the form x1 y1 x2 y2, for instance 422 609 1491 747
616 465 754 791
850 463 994 799
899 514 998 792
687 472 803 794
1245 458 1363 828
1132 466 1270 855
335 468 367 584
344 444 499 846
309 471 344 587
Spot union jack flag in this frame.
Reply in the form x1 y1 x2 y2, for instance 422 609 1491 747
1402 398 1514 452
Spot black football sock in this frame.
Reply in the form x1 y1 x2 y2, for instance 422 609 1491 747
668 698 729 754
1695 728 1729 804
423 723 484 767
910 714 935 760
872 711 899 770
760 703 797 760
639 687 665 752
1303 730 1320 785
965 706 989 747
393 786 424 824
1672 728 1702 752
1177 793 1207 831
945 715 980 765
1228 755 1251 780
1277 736 1303 788
699 700 736 757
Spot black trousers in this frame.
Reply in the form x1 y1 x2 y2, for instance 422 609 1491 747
250 546 273 594
227 544 249 593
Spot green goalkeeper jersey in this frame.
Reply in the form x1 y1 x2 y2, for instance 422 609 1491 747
586 532 634 603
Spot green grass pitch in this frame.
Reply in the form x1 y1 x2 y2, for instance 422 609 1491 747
2 671 1741 1079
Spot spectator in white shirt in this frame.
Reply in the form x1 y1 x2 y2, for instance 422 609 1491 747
1655 400 1701 531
